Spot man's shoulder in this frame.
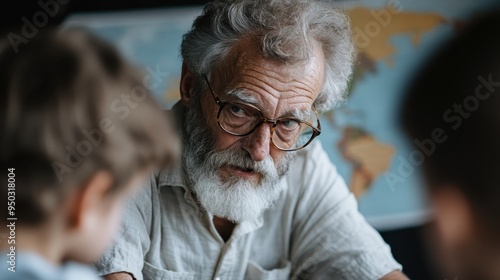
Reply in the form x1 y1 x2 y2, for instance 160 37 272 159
289 140 338 178
275 140 353 229
282 140 347 200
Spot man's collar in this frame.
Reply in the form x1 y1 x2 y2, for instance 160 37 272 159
157 161 187 189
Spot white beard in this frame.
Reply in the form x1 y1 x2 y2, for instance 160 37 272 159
188 147 285 223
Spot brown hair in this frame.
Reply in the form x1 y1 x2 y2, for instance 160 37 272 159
0 27 176 225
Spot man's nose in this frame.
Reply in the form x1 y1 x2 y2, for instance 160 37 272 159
242 124 272 162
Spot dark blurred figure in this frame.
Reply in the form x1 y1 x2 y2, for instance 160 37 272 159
401 10 500 280
0 28 177 279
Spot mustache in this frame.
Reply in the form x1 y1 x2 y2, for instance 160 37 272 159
206 146 278 178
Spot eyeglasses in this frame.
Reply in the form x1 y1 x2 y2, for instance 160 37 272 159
204 75 321 151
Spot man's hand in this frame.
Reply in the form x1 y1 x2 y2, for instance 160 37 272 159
381 270 410 280
103 272 134 280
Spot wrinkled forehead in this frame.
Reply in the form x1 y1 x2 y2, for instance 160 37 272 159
212 36 325 117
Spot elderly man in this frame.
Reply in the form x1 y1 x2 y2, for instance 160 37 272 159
97 0 407 279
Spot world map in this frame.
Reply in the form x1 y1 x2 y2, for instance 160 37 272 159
329 4 454 199
65 0 500 230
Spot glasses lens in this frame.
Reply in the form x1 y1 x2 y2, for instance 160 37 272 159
273 121 315 150
219 102 262 135
218 100 319 151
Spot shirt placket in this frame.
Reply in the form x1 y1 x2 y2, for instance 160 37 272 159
210 217 264 280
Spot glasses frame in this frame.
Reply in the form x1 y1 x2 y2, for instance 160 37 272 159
203 75 322 151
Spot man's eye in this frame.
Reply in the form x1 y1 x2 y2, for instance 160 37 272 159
280 120 300 130
229 105 246 115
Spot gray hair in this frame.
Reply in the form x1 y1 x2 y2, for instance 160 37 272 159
181 0 355 112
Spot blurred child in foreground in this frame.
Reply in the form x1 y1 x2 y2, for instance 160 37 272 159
0 28 177 279
401 11 500 280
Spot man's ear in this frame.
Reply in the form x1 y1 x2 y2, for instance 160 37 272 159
67 171 113 230
431 186 474 248
180 61 195 107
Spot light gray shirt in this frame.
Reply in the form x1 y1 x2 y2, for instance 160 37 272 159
95 141 402 280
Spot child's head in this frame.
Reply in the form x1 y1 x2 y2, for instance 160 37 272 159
401 11 500 279
0 28 177 263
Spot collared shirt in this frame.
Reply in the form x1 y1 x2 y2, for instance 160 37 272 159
95 140 402 280
0 252 101 280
